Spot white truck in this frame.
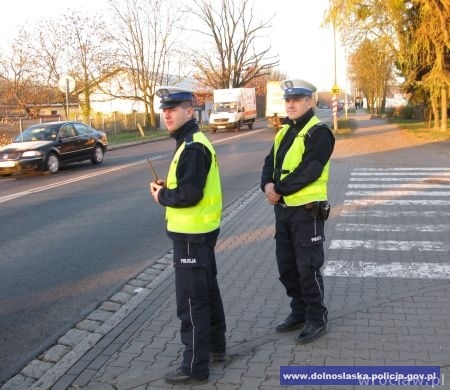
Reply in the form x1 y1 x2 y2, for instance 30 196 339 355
265 81 287 131
209 88 256 133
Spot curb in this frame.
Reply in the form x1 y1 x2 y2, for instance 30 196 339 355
1 186 261 390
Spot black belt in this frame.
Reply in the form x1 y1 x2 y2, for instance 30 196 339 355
274 169 290 175
277 202 314 209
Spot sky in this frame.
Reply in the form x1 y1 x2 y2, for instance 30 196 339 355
268 0 347 92
0 0 347 93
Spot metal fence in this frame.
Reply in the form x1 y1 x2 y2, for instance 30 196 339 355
0 112 157 141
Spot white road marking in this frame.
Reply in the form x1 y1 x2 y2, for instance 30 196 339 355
348 183 450 188
329 167 450 279
210 128 266 144
0 156 168 204
323 260 450 279
351 172 450 176
346 190 450 196
350 177 450 182
335 223 450 232
0 128 265 205
341 210 450 217
353 167 450 171
343 199 450 205
329 239 449 251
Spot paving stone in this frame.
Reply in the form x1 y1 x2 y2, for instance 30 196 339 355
87 309 115 322
12 115 450 390
1 374 35 390
110 291 133 304
41 344 71 363
128 278 148 287
21 359 54 379
76 319 102 332
58 328 91 347
99 301 122 312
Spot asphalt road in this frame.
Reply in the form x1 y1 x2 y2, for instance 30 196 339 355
0 110 336 384
0 120 280 384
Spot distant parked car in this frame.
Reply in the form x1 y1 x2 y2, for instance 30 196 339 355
0 121 108 176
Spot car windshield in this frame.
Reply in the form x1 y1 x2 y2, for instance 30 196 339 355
15 125 59 142
213 102 237 113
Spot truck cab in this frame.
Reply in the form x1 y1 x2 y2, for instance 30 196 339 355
209 88 256 133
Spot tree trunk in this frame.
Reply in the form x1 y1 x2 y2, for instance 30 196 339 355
143 104 150 133
431 95 440 130
426 107 431 129
440 86 448 132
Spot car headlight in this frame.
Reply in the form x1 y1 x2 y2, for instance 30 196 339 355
21 151 43 158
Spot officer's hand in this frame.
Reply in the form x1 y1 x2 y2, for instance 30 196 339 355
155 179 166 187
150 181 164 203
264 183 281 205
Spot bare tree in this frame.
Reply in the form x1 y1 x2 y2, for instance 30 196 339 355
18 20 72 116
108 0 184 130
0 31 60 118
3 12 118 122
187 0 279 90
62 11 117 123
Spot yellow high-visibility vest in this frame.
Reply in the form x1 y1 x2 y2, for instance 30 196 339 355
273 117 330 206
166 132 222 233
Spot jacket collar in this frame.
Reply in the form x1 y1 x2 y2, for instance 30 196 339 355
286 108 314 130
170 118 198 149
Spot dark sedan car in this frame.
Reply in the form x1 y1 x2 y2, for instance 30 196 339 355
0 121 108 176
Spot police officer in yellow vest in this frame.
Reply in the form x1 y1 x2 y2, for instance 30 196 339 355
261 79 335 344
150 86 226 385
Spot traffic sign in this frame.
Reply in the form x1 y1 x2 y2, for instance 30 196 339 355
331 84 340 94
58 75 76 93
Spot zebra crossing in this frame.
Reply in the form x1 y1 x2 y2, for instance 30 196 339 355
323 167 450 279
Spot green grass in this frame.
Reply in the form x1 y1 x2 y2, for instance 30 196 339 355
333 118 357 136
332 116 450 140
389 118 450 141
106 129 168 145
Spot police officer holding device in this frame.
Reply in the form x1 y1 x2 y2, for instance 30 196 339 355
260 79 335 344
149 86 226 385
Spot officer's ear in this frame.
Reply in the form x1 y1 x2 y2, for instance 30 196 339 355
306 97 314 108
186 105 195 117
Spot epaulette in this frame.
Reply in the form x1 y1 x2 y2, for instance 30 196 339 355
306 122 333 138
184 134 194 146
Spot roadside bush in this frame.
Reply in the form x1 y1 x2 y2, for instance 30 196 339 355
385 107 395 118
0 133 13 147
399 105 415 119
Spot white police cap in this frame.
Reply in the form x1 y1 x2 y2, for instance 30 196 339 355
281 79 317 98
156 86 195 109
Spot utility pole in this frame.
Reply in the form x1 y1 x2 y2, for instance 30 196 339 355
332 21 338 132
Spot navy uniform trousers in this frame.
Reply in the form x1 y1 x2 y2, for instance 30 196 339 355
172 229 226 379
274 204 328 326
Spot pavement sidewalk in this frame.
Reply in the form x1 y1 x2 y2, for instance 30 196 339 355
3 113 450 390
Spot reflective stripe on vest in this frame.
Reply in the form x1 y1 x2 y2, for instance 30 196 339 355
166 132 222 233
273 116 330 206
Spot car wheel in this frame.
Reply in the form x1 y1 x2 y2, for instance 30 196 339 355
91 145 104 165
45 153 59 174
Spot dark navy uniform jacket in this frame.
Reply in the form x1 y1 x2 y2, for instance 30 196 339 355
260 108 335 200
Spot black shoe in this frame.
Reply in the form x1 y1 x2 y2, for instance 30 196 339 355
210 351 226 362
164 367 208 385
296 322 328 344
275 314 305 333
